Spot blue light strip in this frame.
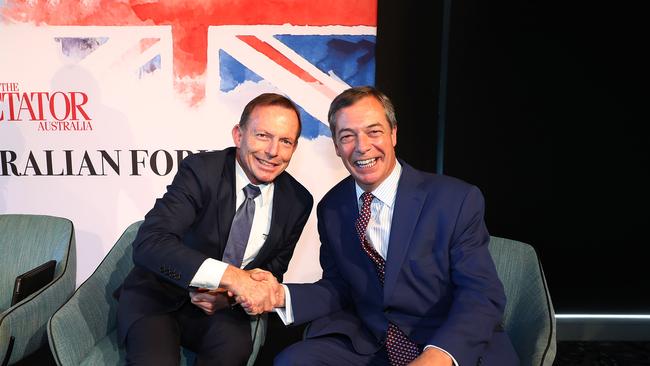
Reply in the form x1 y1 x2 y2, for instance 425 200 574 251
556 314 650 319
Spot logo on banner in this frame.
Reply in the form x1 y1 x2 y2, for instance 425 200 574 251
0 82 93 132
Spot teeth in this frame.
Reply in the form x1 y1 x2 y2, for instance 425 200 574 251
355 158 376 168
257 158 275 167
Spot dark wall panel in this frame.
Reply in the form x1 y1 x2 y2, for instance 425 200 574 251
376 0 649 313
376 0 442 173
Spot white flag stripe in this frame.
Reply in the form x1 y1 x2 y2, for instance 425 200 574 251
256 35 349 95
220 36 333 125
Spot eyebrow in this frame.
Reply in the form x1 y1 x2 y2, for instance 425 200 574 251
364 123 384 130
337 123 384 134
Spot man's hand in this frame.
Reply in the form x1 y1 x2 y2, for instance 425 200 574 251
219 265 277 315
408 347 453 366
244 269 284 308
189 287 233 315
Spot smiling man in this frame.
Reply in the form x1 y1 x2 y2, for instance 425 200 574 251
116 93 313 366
253 86 519 366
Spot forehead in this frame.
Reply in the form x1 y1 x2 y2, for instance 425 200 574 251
247 105 300 131
334 96 389 131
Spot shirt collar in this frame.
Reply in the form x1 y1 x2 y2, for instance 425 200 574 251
355 160 402 208
235 159 273 206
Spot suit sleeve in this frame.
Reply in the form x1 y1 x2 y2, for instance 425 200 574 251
286 201 352 325
131 155 211 289
261 190 313 282
426 186 507 364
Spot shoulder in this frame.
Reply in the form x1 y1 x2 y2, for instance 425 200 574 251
180 147 234 170
276 171 314 208
319 175 355 208
172 148 235 187
400 161 484 203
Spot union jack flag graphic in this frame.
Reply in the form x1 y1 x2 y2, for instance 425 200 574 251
209 25 376 139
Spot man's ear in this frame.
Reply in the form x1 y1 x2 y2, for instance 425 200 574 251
232 124 242 147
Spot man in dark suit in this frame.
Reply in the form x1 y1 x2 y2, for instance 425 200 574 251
116 93 313 366
245 87 518 365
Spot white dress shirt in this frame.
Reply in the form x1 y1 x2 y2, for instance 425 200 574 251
189 159 274 289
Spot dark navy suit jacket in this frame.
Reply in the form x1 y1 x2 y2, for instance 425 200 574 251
287 162 519 366
117 147 313 343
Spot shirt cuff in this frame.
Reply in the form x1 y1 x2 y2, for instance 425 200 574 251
424 345 459 366
189 258 228 289
274 284 294 325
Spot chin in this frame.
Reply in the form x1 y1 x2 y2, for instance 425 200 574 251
255 173 278 183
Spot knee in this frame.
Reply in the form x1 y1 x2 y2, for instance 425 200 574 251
198 337 252 365
225 338 253 364
274 343 310 366
274 348 293 366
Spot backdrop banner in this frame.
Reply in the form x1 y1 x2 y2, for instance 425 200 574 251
0 0 377 285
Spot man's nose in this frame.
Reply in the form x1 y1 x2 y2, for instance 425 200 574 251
355 134 371 153
265 139 279 157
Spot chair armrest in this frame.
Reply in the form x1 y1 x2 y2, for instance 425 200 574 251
0 254 75 365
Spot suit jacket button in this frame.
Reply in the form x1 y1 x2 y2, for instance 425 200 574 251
476 356 483 366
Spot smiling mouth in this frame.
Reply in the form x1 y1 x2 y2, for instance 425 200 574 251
355 158 377 168
256 157 279 168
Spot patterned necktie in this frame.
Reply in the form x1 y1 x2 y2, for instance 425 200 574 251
356 191 421 366
222 184 261 268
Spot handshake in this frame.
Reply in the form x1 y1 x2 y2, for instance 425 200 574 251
190 266 284 316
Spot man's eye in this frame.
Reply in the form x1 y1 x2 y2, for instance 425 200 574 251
281 139 294 146
368 130 382 136
339 135 353 143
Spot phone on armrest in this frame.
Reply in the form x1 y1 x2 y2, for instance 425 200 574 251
10 260 56 306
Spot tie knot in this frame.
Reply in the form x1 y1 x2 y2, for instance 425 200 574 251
243 184 261 200
360 191 374 207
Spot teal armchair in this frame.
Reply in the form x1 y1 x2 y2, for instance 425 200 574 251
48 221 266 365
489 236 556 366
0 214 76 365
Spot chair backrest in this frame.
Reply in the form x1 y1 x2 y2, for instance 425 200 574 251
76 220 141 332
488 236 556 366
47 221 141 366
0 214 74 312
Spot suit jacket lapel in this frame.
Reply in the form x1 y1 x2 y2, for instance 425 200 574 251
339 177 383 280
384 163 425 301
216 148 237 255
339 178 364 258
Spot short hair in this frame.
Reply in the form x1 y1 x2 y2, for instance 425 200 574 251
327 86 397 138
239 93 302 139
